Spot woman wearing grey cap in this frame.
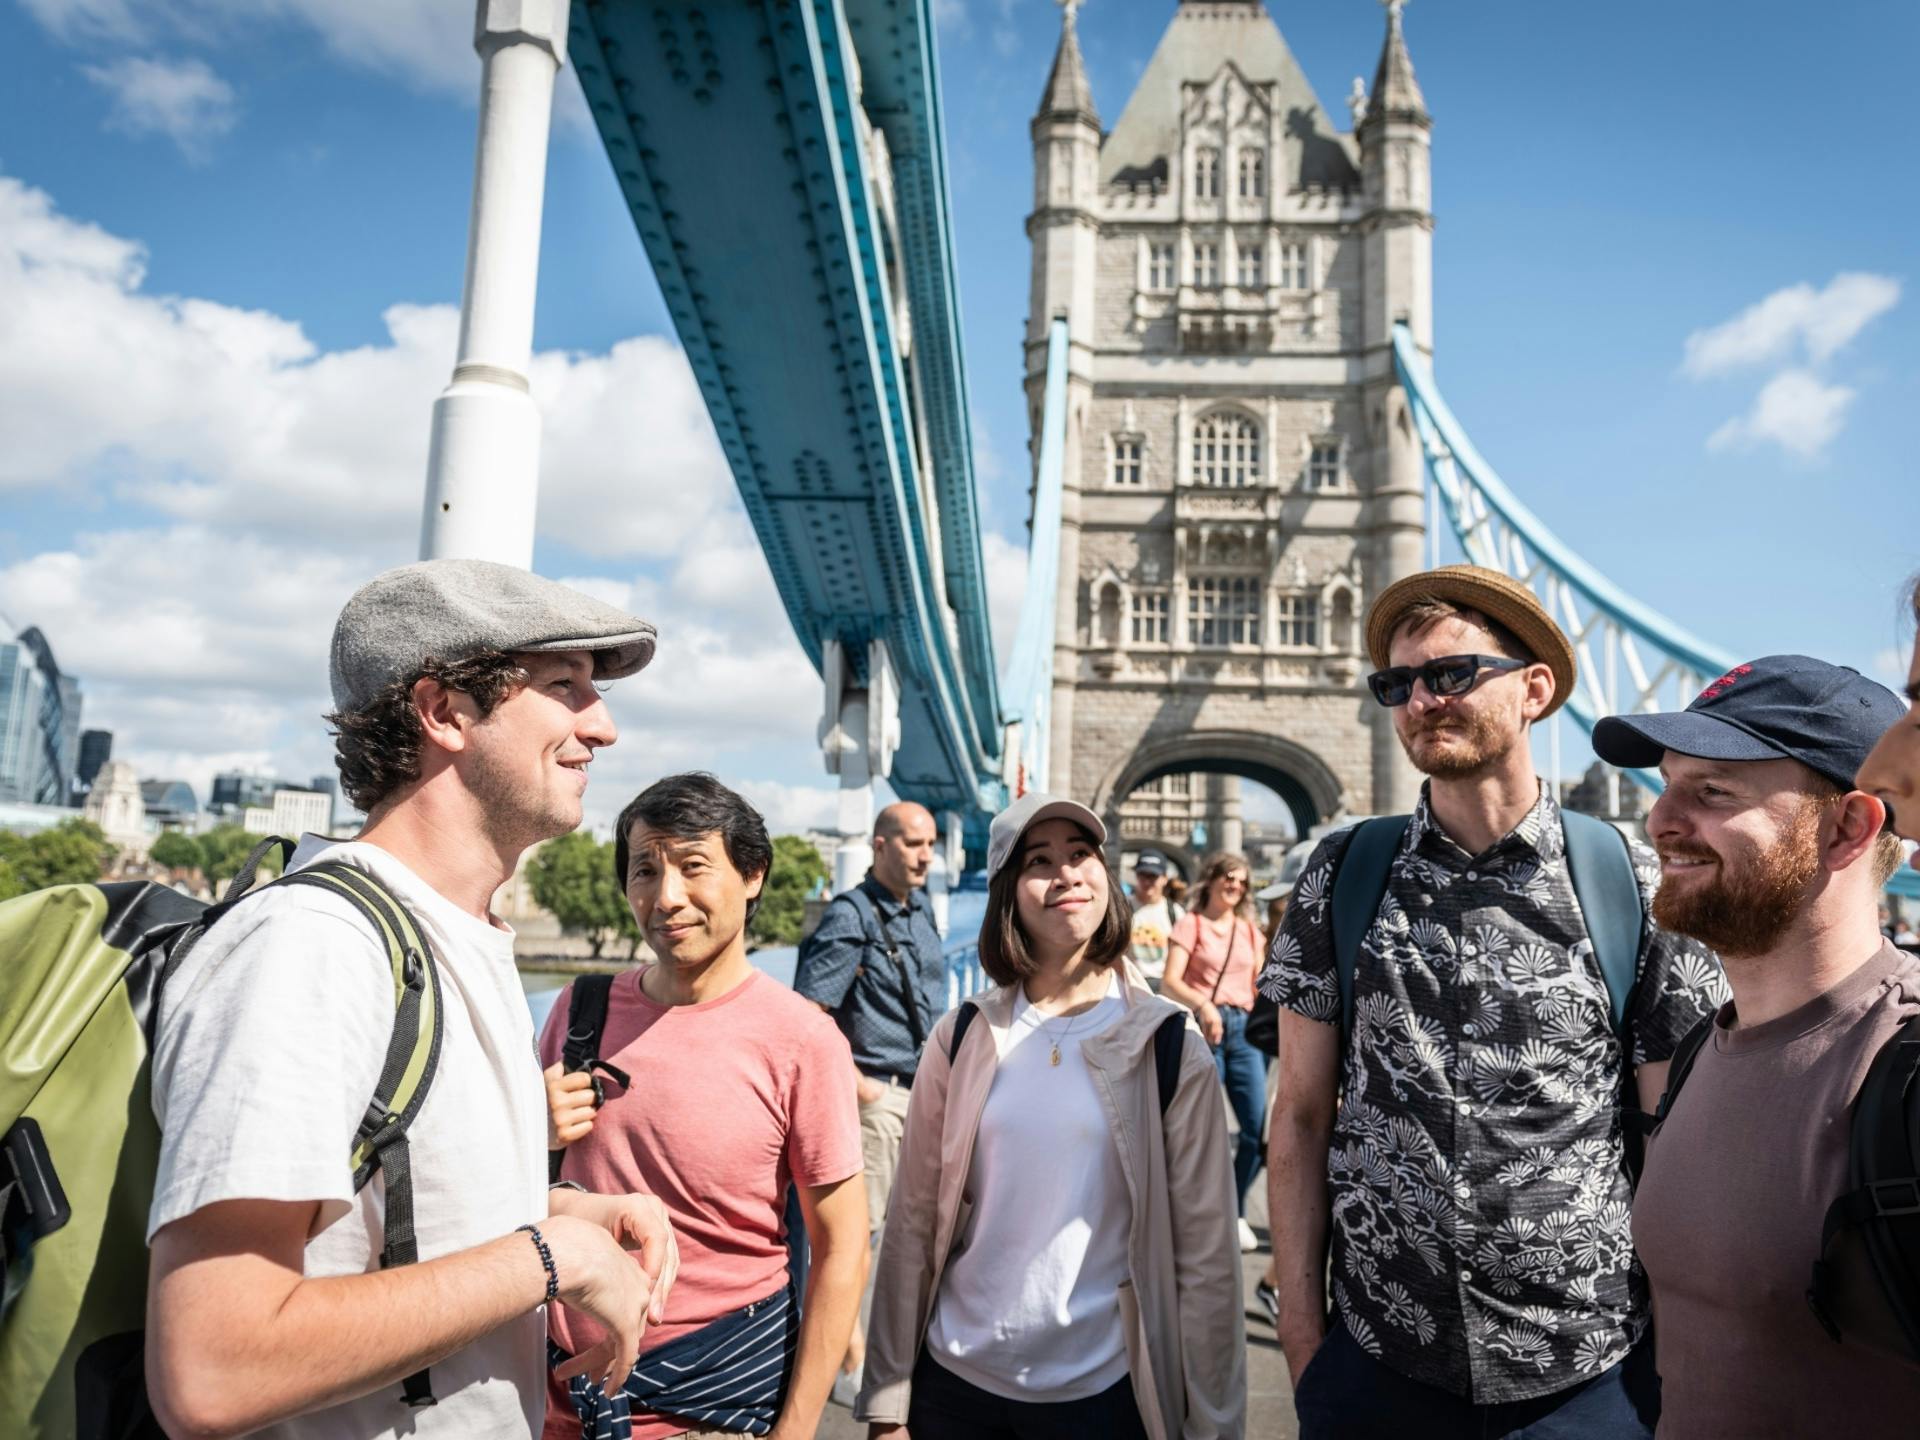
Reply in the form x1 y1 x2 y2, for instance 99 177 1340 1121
855 793 1246 1439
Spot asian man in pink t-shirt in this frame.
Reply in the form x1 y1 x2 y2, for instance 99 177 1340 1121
542 774 866 1440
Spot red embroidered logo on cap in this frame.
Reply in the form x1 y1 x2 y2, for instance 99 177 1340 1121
1696 664 1754 703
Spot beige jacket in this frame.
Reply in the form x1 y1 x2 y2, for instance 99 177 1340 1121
854 961 1246 1438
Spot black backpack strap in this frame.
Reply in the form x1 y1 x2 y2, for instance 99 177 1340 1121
1810 1015 1920 1355
266 860 444 1409
947 1001 980 1066
1152 1013 1187 1115
550 975 624 1184
1329 818 1410 1044
1647 1015 1714 1129
847 886 927 1053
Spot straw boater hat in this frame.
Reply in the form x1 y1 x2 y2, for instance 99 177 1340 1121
1365 564 1577 720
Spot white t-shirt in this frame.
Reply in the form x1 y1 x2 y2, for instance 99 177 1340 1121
927 975 1131 1400
149 835 549 1440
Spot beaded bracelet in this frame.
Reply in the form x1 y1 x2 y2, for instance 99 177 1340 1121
517 1223 559 1303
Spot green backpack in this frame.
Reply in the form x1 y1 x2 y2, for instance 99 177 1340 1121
0 837 444 1439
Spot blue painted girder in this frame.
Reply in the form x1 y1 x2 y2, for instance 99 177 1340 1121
570 0 1002 816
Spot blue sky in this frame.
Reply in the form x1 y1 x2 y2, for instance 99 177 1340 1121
1 0 1913 836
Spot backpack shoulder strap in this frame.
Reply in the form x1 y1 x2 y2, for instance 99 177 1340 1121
1330 817 1410 1041
947 1000 980 1066
1811 1014 1920 1356
1152 1012 1187 1115
262 859 443 1410
1561 812 1644 1036
1650 1014 1714 1127
562 974 616 1074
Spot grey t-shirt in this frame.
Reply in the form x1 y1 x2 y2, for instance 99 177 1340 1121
1633 943 1920 1439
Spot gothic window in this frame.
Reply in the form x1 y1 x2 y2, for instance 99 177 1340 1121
1188 575 1261 647
1279 241 1309 290
1237 234 1264 289
1238 148 1265 199
1193 240 1220 288
1191 410 1260 487
1275 593 1321 649
1193 147 1220 199
1130 591 1170 645
1110 435 1144 487
1149 242 1176 290
1306 439 1343 491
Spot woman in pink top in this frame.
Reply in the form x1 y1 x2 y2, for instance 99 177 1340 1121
1163 851 1268 1245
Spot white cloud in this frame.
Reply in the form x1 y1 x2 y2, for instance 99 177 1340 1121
1682 272 1901 378
0 174 827 820
931 0 971 40
980 528 1028 667
1705 369 1855 460
18 0 145 45
82 54 237 159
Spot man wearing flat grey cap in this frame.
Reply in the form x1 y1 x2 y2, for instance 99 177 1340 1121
145 559 682 1440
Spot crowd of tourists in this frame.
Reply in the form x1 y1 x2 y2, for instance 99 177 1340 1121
115 553 1920 1440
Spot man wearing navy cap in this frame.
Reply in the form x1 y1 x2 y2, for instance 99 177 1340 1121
1593 655 1920 1438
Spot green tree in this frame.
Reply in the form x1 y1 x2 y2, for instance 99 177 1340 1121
528 831 635 959
198 825 284 888
749 835 829 947
0 819 116 893
149 831 206 873
0 854 21 903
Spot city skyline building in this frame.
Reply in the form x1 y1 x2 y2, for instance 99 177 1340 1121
75 728 113 801
0 624 82 807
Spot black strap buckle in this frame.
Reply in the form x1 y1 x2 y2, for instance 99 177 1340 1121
1868 1177 1920 1218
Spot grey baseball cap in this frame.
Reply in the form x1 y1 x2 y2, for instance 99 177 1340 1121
986 791 1107 881
329 558 657 712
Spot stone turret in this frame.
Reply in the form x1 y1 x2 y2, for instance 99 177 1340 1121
1358 0 1433 813
1028 0 1102 791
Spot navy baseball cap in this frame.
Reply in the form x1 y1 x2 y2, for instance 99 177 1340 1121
1591 654 1906 793
1133 852 1169 876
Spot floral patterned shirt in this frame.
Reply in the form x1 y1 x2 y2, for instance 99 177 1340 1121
1260 784 1726 1402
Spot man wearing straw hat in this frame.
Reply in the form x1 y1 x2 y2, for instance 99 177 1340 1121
1260 564 1725 1437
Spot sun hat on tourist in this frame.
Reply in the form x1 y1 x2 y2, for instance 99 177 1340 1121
1591 654 1905 793
987 792 1107 882
330 558 658 712
1365 564 1578 719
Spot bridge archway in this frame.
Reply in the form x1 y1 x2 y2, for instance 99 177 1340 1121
1091 730 1347 845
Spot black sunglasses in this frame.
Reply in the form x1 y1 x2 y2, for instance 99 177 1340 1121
1366 653 1528 708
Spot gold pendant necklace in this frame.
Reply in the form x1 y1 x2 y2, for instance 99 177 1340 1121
1036 1001 1090 1068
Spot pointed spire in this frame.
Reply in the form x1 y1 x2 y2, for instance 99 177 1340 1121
1037 0 1100 129
1362 0 1428 131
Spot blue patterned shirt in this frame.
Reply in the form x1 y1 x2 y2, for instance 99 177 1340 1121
793 873 946 1078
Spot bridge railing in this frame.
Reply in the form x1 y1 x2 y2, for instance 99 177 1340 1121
1392 324 1740 792
998 318 1070 795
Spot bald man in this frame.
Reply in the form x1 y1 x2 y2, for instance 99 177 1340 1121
794 802 946 1384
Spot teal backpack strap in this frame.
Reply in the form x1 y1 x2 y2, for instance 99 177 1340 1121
268 860 444 1410
1560 812 1644 1036
1330 817 1412 1043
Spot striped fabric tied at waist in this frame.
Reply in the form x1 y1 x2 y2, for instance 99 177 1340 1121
550 1283 799 1440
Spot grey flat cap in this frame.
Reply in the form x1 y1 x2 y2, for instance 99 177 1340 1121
986 791 1107 881
329 559 657 711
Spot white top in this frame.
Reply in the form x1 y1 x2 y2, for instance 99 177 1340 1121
150 835 549 1440
927 974 1132 1401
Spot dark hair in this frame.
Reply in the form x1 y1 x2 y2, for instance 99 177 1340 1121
325 651 527 812
978 822 1132 986
613 772 773 922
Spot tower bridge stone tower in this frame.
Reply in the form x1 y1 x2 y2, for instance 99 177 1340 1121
1026 0 1429 849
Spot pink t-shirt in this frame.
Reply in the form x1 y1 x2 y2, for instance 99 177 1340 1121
538 966 861 1439
1169 910 1261 1011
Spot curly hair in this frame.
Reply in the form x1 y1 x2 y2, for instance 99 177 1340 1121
324 651 528 813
